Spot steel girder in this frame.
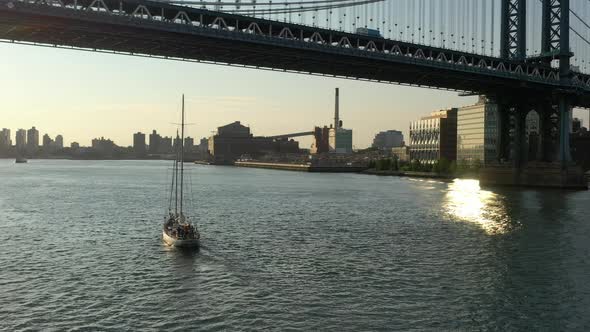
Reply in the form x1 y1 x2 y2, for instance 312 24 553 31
500 0 526 60
0 0 589 107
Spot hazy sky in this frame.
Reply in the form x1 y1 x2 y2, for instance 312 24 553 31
1 43 588 149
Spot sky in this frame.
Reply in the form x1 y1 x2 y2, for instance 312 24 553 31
1 43 588 149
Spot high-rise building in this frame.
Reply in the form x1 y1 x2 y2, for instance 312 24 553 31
456 97 498 165
42 134 53 148
372 130 404 150
71 142 80 150
160 136 173 153
0 128 11 148
409 108 458 164
133 132 146 154
184 137 194 150
149 130 161 154
198 137 208 154
27 126 39 151
55 135 64 149
92 137 116 154
16 129 26 150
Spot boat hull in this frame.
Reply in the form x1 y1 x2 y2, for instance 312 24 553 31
162 230 200 248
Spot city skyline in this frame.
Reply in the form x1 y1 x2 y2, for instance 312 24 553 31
0 43 484 149
2 46 589 149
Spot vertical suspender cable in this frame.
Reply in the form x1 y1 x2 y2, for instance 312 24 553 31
491 0 495 55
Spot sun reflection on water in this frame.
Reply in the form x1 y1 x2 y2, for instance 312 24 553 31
444 179 513 235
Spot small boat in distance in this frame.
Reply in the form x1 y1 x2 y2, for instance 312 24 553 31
15 157 27 163
162 95 200 249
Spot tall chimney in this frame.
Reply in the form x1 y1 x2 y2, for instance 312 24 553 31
334 88 340 129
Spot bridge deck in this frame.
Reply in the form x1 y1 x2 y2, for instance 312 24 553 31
0 0 589 107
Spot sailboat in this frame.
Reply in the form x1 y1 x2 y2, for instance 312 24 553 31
162 95 200 248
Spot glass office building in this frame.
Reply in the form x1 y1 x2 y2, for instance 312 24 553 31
456 97 498 165
409 108 457 164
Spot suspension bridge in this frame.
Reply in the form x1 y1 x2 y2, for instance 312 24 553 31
0 0 589 187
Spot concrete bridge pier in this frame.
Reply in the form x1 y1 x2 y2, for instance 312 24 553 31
480 97 587 189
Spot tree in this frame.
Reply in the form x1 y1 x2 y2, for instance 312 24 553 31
438 158 451 174
391 156 399 171
410 159 422 171
473 158 483 171
449 160 457 174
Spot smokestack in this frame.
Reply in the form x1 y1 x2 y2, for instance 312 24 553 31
334 88 340 129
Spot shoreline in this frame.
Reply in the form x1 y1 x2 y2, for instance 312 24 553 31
361 169 458 181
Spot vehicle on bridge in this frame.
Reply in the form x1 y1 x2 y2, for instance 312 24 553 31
356 27 382 38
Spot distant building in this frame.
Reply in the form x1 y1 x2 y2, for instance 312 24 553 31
208 121 299 164
16 129 26 150
328 88 353 154
372 130 404 150
133 132 146 154
218 121 250 137
92 137 116 154
0 128 11 148
149 130 161 154
42 134 53 148
198 137 208 154
55 135 64 149
409 108 457 164
71 142 80 150
456 97 498 165
329 127 353 153
311 126 330 154
184 137 194 150
160 136 172 154
27 126 39 151
391 146 410 162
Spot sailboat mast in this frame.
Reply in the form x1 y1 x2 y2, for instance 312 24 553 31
174 130 179 215
180 94 185 216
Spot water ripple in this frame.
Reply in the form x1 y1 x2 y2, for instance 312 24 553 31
0 160 589 331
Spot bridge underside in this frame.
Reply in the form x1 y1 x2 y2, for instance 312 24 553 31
2 2 588 109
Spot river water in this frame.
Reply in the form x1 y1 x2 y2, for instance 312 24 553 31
0 159 589 331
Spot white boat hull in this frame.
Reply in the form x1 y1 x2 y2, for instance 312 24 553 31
162 230 200 248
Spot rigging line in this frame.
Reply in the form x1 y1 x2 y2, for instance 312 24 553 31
570 9 590 31
168 159 175 211
572 26 590 47
532 0 590 47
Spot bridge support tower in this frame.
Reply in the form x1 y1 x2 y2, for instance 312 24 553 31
481 0 587 189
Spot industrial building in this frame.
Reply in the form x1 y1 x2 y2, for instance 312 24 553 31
311 126 330 154
409 108 457 164
208 121 299 164
456 97 498 165
372 130 404 150
328 88 353 154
